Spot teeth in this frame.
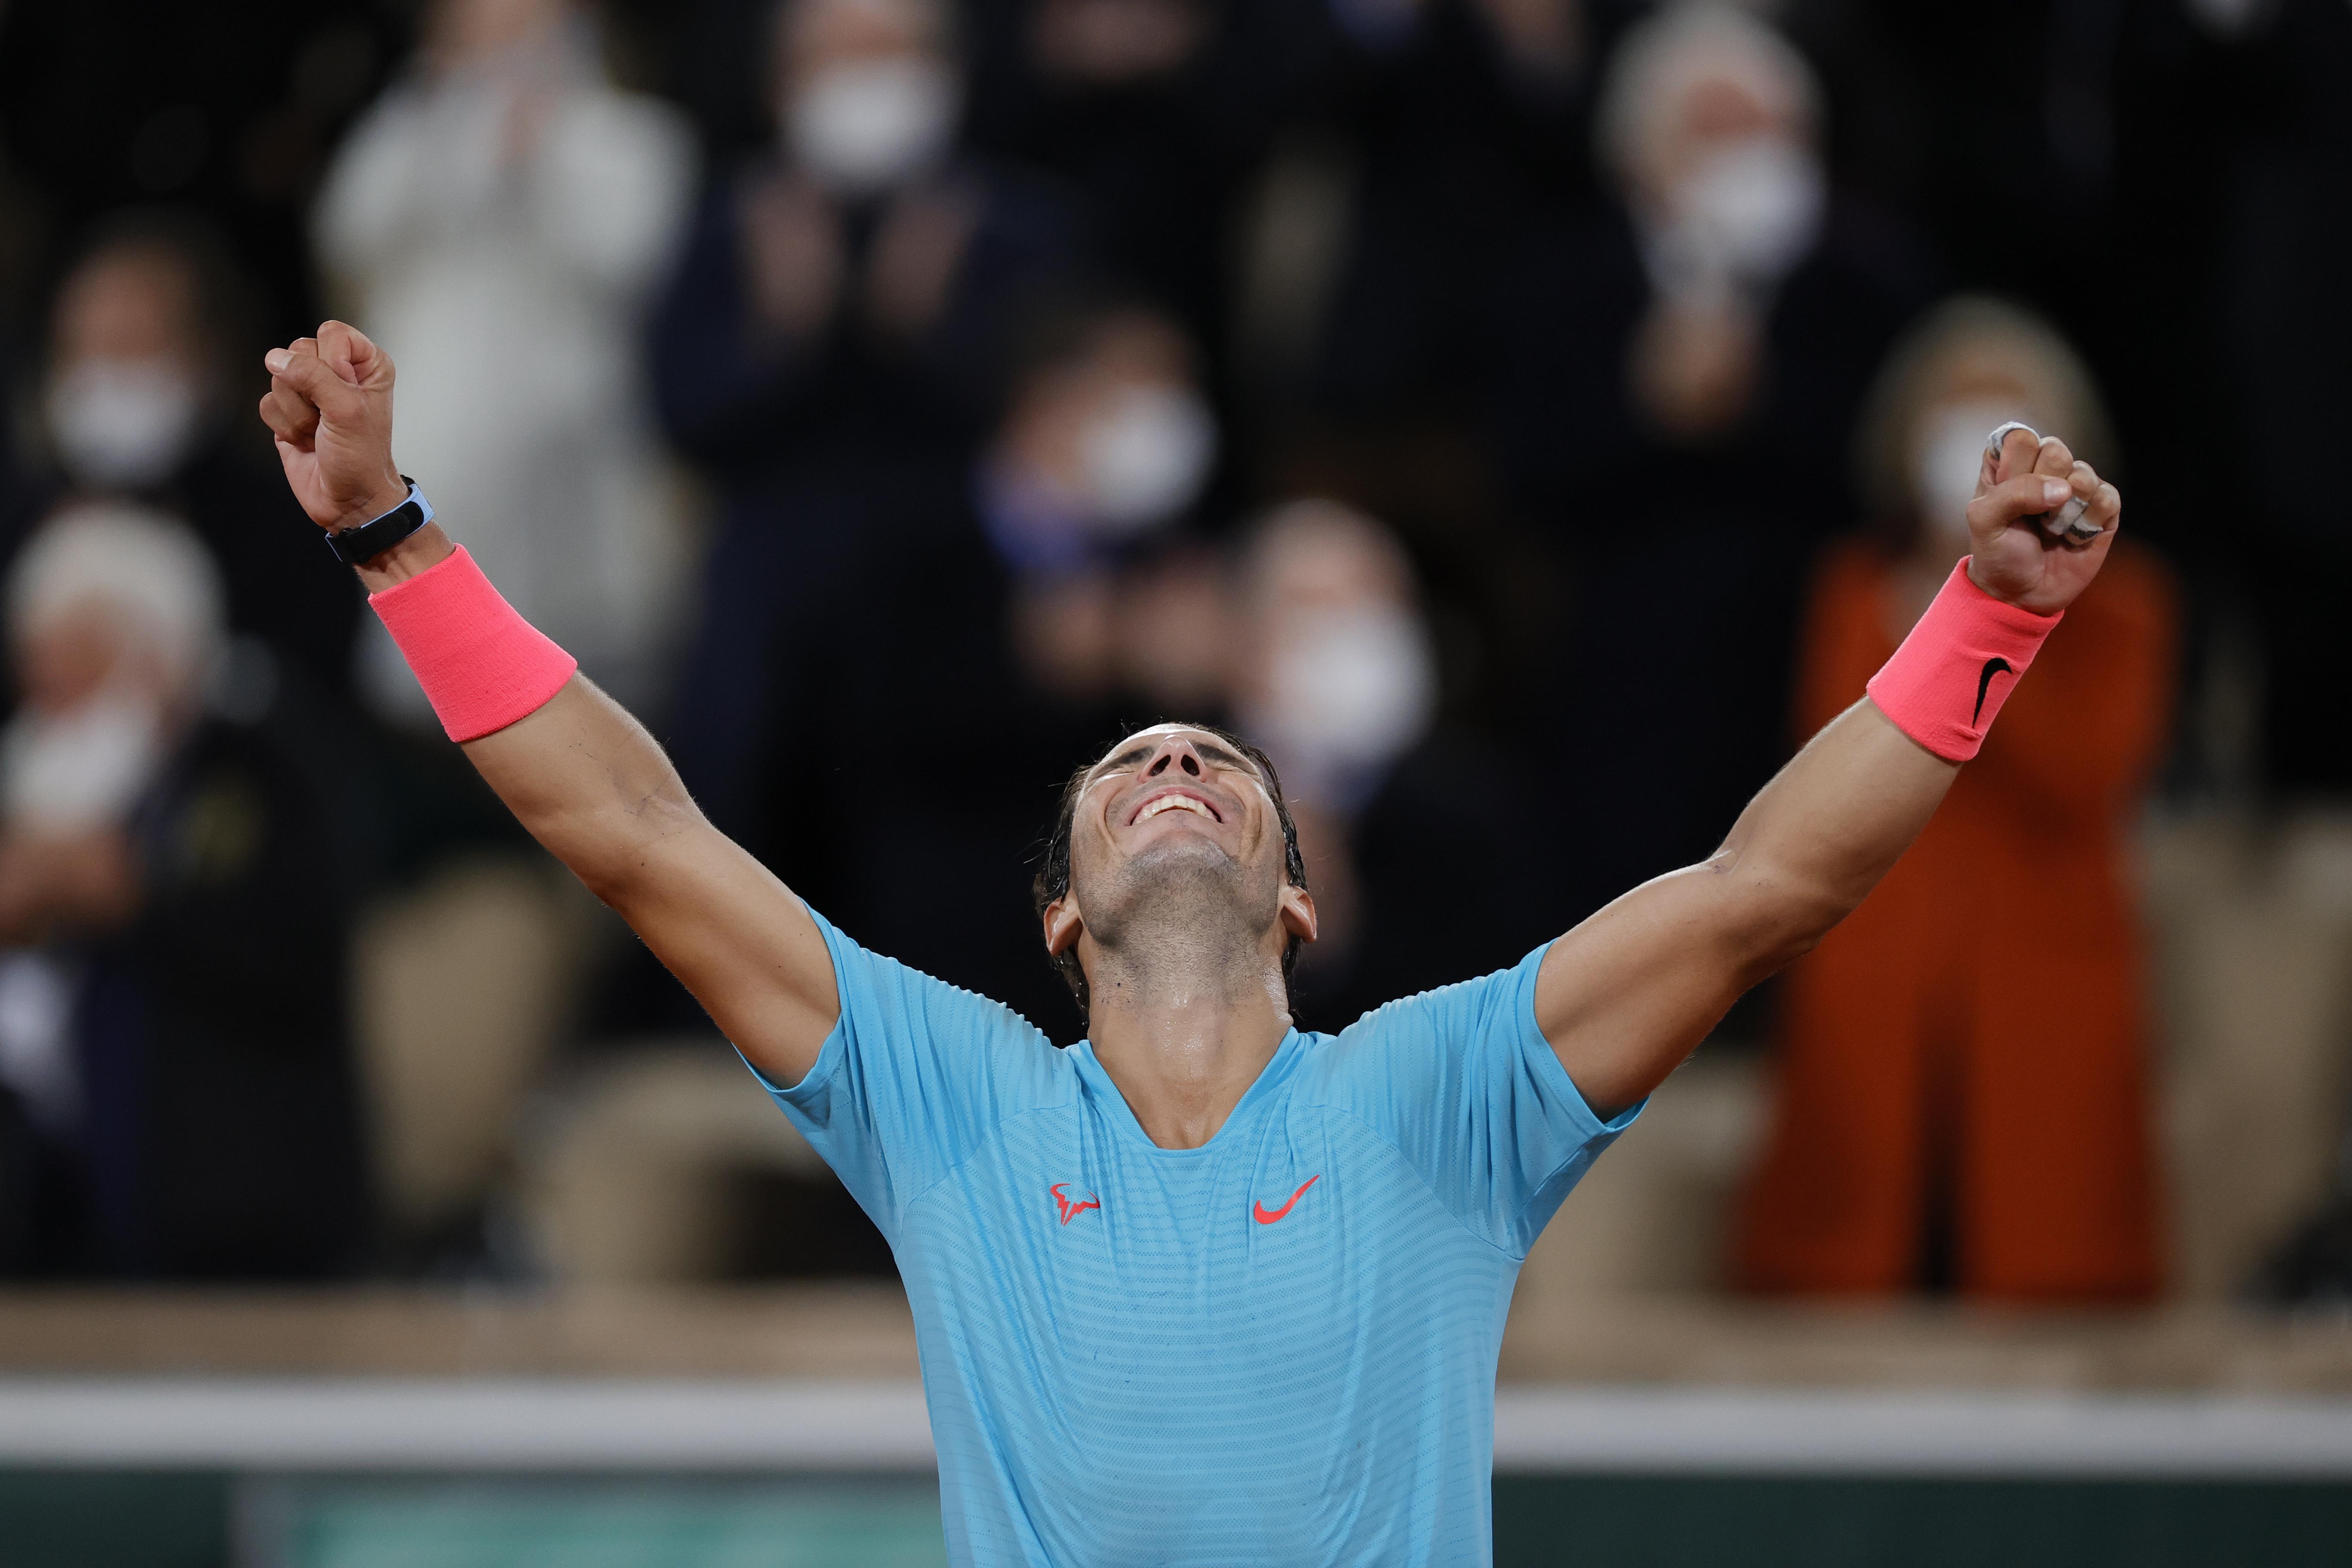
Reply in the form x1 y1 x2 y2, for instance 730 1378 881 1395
1137 795 1213 823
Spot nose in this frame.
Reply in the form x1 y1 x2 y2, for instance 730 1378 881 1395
1143 736 1205 780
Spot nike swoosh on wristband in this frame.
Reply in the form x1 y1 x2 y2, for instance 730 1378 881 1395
1974 657 2014 725
1252 1175 1320 1224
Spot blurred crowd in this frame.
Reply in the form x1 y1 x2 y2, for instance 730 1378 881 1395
0 0 2346 1303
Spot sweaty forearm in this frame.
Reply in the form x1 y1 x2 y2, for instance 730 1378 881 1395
262 324 841 1077
371 530 837 1069
460 674 704 906
1713 541 2080 968
1537 431 2115 1113
1710 698 1957 974
350 520 700 901
1532 695 1959 1118
462 665 842 1078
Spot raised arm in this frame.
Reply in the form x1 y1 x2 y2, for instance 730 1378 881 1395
258 322 839 1085
1536 426 2123 1118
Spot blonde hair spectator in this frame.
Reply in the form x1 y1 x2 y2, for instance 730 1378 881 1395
8 501 226 705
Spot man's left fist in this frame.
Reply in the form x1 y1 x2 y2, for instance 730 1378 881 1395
258 319 407 533
1963 423 2122 617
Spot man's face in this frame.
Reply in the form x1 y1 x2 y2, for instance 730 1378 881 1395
779 0 943 102
1638 71 1791 207
998 311 1210 530
44 248 208 491
1045 725 1313 971
52 248 199 373
426 0 565 67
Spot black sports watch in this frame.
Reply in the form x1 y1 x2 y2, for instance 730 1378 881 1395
325 477 434 566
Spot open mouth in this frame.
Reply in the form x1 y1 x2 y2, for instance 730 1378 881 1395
1128 788 1222 827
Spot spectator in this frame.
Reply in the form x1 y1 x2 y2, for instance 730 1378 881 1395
1230 498 1550 1029
960 0 1324 375
649 0 1080 839
315 0 696 720
29 219 361 696
2208 0 2352 797
1732 297 2176 1302
1484 0 1935 923
0 504 366 1279
1233 499 1436 819
1313 0 1611 432
758 297 1211 1038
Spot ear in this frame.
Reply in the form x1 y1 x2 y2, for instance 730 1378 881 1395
1042 892 1084 957
1277 883 1318 946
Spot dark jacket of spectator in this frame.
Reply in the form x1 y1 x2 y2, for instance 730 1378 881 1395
1484 196 1934 921
1314 0 1623 426
82 712 367 1278
1 710 368 1279
649 156 1079 838
759 475 1122 1041
960 0 1326 370
1286 728 1557 1034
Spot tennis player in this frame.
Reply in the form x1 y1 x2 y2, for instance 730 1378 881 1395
262 321 2120 1566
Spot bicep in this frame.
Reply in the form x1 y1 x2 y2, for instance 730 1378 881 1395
1534 699 1957 1115
1531 864 1756 1119
460 678 841 1086
609 821 841 1087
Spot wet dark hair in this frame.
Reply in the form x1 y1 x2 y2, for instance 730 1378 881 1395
1031 723 1308 1029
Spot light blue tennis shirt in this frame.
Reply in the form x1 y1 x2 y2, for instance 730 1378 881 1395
745 907 1639 1567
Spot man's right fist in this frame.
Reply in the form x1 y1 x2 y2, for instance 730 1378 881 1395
259 320 407 533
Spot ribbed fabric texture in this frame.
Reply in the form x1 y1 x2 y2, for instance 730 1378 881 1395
369 546 578 742
1866 557 2061 761
744 910 1639 1568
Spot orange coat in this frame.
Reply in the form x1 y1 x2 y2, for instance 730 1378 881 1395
1733 541 2177 1301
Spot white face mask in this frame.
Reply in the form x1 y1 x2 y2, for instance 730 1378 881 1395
0 688 166 836
1911 399 2030 551
45 357 201 491
1080 384 1217 536
1655 136 1825 296
1253 603 1436 798
787 58 960 195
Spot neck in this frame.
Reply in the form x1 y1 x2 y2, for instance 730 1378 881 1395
1083 919 1291 1151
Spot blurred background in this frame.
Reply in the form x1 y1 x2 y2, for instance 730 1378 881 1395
0 0 2349 1562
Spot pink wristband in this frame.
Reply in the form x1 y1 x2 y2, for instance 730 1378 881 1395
1865 558 2060 762
370 546 577 743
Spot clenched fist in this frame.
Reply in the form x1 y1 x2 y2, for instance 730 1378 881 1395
258 320 407 533
1964 423 2122 617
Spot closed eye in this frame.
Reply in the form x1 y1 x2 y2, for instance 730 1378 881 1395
1085 746 1155 790
1191 742 1252 775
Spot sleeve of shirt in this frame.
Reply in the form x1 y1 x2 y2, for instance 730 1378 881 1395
735 905 1060 1242
1310 942 1642 1256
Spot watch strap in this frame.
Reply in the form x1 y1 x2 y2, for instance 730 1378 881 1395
325 477 433 566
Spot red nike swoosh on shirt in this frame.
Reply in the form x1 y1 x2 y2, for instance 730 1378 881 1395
1252 1175 1320 1224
